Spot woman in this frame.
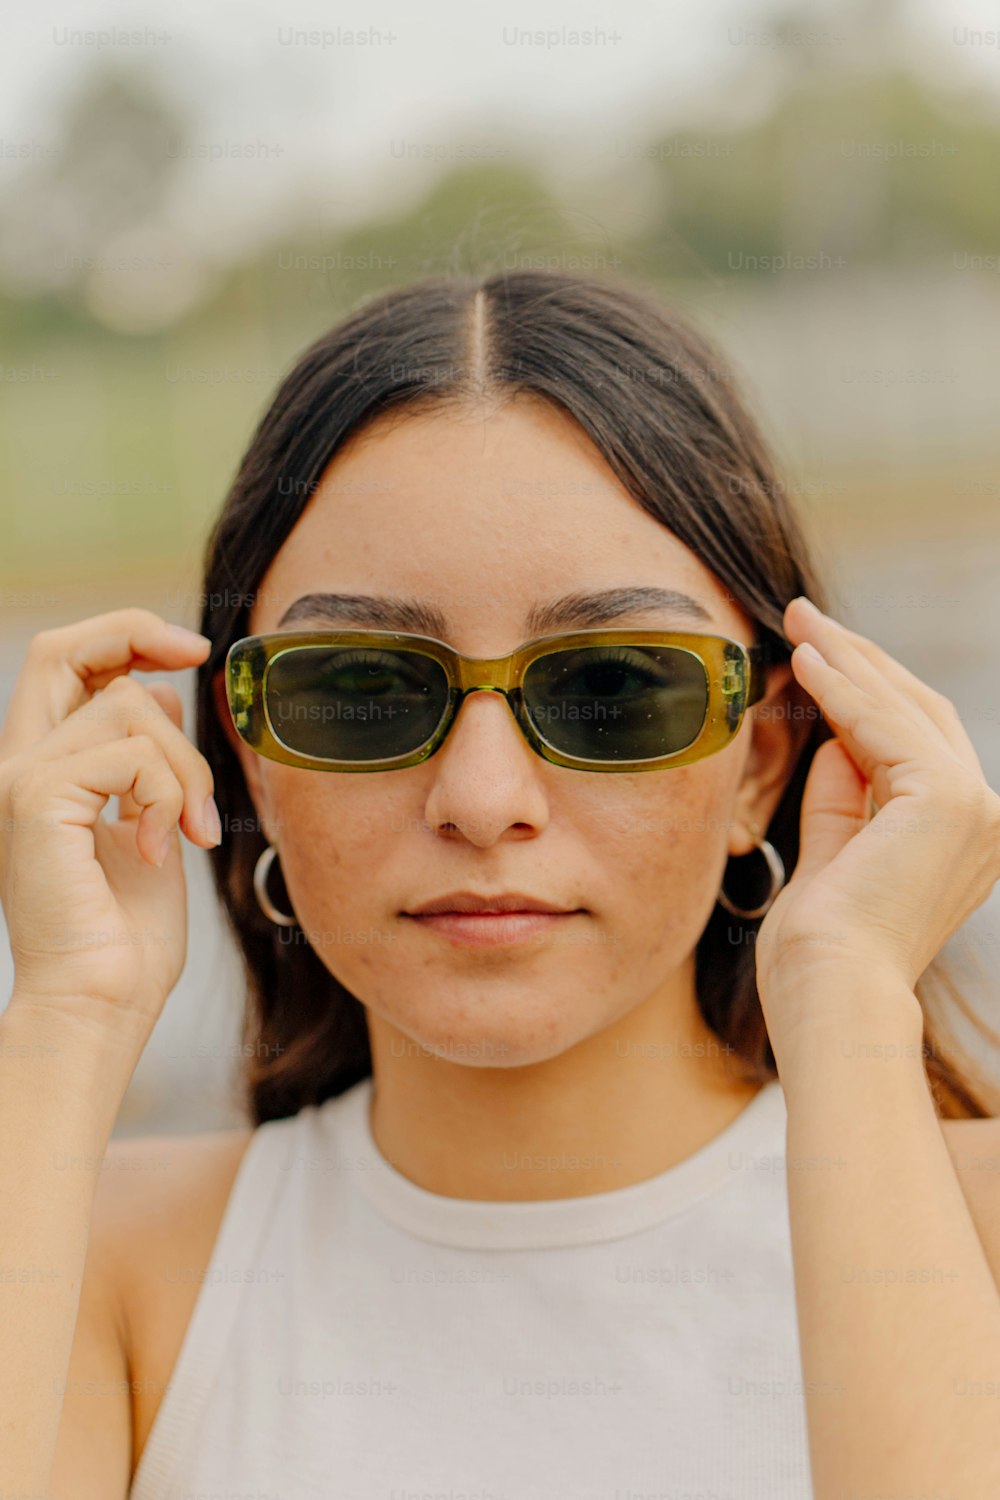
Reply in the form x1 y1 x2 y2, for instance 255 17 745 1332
1 269 999 1499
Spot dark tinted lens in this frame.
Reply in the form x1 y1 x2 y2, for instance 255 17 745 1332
265 646 449 761
522 644 708 761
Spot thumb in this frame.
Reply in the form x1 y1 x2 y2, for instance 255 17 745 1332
794 736 870 883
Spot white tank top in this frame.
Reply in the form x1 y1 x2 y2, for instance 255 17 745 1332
128 1073 814 1499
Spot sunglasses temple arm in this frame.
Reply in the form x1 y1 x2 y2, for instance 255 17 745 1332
745 643 771 707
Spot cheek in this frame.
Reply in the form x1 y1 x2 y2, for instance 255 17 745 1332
579 760 741 949
265 774 416 938
259 777 448 1008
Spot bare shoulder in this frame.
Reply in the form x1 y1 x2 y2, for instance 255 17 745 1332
95 1122 256 1477
939 1115 1000 1284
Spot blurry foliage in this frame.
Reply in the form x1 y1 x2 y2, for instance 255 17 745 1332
632 70 1000 276
1 47 999 336
3 24 1000 580
0 68 185 305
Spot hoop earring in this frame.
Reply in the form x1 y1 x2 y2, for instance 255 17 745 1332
717 821 786 920
253 843 297 926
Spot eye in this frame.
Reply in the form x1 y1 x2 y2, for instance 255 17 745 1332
546 648 669 698
318 650 431 695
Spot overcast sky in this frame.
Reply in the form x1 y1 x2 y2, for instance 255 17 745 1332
3 0 999 254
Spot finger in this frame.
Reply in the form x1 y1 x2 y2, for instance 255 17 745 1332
793 737 870 883
145 680 184 725
789 642 950 798
117 682 183 826
13 735 187 870
839 625 982 771
28 675 219 847
784 597 979 769
785 599 950 746
0 609 210 758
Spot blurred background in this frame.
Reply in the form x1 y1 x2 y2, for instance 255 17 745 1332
1 0 999 1134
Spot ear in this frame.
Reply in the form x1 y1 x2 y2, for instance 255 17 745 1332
728 660 813 856
211 664 273 837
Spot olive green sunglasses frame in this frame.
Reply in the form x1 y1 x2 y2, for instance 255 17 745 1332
225 627 771 774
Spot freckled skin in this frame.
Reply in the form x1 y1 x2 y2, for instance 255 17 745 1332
230 395 799 1197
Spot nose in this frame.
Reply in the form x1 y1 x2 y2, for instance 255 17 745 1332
443 686 530 753
420 687 549 845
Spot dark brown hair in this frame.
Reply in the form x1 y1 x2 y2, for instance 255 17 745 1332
194 268 1000 1125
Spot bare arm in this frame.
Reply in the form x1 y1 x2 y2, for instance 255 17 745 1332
0 1003 141 1495
753 591 1000 1493
0 607 221 1491
782 985 1000 1499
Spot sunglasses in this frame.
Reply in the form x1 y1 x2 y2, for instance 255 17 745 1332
224 627 771 774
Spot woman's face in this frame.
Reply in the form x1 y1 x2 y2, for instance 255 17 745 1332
231 395 796 1068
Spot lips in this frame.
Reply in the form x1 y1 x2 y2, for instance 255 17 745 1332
403 904 582 949
405 890 578 916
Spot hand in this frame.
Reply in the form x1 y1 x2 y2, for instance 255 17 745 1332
753 595 1000 1039
0 609 221 1041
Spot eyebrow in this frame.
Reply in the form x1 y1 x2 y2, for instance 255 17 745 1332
275 586 713 636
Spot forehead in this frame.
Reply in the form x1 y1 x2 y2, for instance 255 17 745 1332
249 399 749 643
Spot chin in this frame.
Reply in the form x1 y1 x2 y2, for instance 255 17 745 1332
369 983 613 1070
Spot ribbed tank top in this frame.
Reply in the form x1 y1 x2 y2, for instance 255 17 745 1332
128 1073 814 1499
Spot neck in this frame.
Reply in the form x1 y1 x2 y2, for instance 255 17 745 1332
364 968 765 1201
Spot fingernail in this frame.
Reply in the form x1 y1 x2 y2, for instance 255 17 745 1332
793 595 821 614
796 642 824 665
202 795 222 846
167 623 211 647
